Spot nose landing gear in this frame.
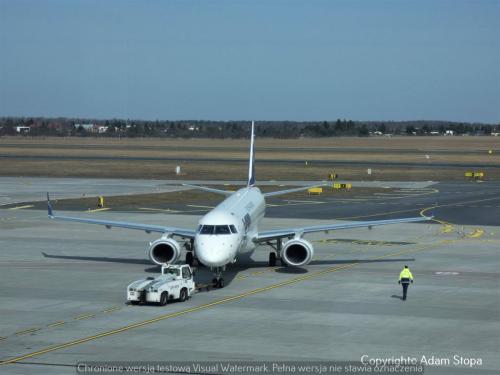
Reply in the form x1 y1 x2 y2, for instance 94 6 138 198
212 266 226 288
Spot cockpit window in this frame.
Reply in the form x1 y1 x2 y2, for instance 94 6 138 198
197 225 202 233
215 225 231 235
200 225 214 234
229 225 237 234
199 225 233 235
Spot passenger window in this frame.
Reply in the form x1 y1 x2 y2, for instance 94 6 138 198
229 225 237 234
215 225 230 235
200 225 214 234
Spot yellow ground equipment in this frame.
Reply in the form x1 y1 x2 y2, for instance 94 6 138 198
308 187 323 195
465 172 484 181
333 183 352 190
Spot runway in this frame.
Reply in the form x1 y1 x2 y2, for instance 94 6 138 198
1 153 499 169
0 178 499 374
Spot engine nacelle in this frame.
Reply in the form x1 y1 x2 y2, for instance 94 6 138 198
282 238 314 267
148 237 181 265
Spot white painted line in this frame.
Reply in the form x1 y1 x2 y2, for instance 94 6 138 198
87 208 111 213
286 200 325 204
8 205 34 210
139 208 179 213
187 205 214 209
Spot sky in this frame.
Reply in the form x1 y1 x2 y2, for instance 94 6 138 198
0 0 499 123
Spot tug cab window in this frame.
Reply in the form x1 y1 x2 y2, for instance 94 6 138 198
164 268 180 276
182 267 191 279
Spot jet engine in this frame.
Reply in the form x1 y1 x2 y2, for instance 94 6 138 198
282 238 314 267
148 237 181 265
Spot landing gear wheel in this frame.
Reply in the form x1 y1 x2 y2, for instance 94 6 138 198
269 252 277 267
179 288 188 302
212 278 225 288
217 278 225 288
186 252 194 267
159 292 169 306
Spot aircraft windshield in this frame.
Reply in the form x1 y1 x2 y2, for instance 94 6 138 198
215 225 230 235
199 225 233 235
200 225 214 234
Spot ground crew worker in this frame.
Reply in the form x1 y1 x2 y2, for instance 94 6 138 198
398 265 413 301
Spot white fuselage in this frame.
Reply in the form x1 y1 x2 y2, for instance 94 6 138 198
194 187 265 268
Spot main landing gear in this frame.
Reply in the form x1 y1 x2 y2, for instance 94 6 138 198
268 238 287 267
212 267 225 288
185 240 202 267
185 251 197 267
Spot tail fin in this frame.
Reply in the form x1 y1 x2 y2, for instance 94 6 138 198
247 121 256 186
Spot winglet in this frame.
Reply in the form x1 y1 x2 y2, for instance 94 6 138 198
247 121 256 187
47 192 54 218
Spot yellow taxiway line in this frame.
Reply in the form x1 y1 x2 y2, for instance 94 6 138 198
47 321 65 328
0 240 446 366
14 328 40 336
74 313 95 321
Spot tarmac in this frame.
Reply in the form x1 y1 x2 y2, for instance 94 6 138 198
0 178 499 374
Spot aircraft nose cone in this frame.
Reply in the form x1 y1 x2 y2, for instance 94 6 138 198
195 237 235 267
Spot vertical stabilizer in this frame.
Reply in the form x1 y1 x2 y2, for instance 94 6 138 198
247 121 256 186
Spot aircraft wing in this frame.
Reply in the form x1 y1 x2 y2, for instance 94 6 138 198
254 216 432 243
46 194 196 239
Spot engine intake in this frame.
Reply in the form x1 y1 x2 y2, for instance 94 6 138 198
148 238 181 265
282 238 314 267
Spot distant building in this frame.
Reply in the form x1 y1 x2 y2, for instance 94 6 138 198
74 123 97 132
445 130 454 136
16 126 30 134
98 126 108 134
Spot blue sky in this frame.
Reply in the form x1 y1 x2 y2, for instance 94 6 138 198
0 0 498 122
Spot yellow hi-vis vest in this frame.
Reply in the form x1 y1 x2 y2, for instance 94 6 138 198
399 268 413 281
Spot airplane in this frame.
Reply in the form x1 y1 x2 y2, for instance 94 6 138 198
47 121 432 288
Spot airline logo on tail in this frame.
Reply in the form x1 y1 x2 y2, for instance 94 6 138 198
247 121 256 186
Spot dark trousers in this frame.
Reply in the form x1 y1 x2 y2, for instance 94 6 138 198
401 278 410 300
402 283 409 300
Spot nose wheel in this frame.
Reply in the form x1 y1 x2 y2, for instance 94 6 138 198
212 267 225 288
212 277 225 288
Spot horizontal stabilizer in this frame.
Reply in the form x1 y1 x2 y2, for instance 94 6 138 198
182 184 233 196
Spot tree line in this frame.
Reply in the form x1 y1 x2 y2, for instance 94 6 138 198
0 117 497 138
